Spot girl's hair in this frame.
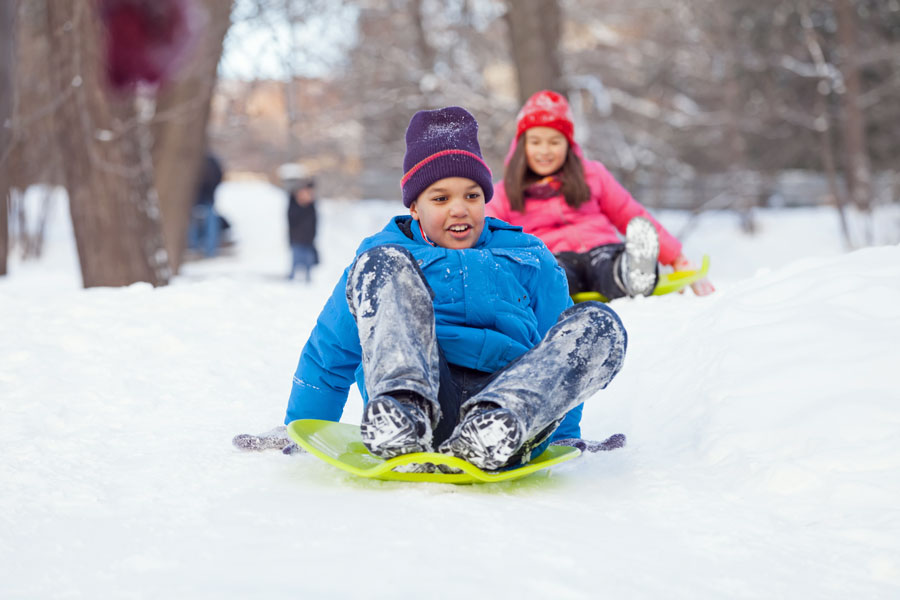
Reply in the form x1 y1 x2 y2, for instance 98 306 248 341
503 138 591 212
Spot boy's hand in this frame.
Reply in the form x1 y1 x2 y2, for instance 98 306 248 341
551 433 626 452
232 425 305 454
672 254 715 296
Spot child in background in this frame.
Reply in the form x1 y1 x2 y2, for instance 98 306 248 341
486 90 714 301
187 153 224 258
286 176 318 282
280 106 628 471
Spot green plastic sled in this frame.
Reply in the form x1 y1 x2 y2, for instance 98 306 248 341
286 419 581 484
572 254 710 303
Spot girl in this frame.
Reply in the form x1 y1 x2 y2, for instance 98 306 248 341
281 106 628 471
486 90 715 301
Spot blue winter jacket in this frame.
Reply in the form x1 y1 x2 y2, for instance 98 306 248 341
284 215 585 440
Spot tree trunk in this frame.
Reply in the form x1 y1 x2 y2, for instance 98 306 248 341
723 72 756 234
46 1 170 288
817 94 853 250
410 0 436 106
0 0 15 277
504 0 564 104
835 0 873 241
799 6 854 248
152 0 232 273
411 0 435 73
284 0 300 158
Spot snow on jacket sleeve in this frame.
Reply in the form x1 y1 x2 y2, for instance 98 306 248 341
590 161 682 265
284 268 362 424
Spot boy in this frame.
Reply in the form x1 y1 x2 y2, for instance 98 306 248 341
283 107 628 471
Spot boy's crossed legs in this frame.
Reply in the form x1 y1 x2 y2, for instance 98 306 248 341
346 245 627 471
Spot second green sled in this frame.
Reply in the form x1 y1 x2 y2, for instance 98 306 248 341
571 254 710 303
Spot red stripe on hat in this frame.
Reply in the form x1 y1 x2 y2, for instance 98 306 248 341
401 149 491 187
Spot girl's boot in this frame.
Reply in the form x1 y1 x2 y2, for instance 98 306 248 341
617 216 660 296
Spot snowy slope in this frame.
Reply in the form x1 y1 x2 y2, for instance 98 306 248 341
1 182 899 599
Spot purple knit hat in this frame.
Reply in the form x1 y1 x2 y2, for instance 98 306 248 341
401 106 494 208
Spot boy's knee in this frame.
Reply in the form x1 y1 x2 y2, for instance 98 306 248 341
350 245 417 279
361 244 414 262
346 245 434 314
563 301 627 347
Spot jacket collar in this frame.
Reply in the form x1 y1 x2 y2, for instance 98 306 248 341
390 215 520 249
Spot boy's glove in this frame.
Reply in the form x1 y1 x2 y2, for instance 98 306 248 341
672 254 715 296
281 443 303 455
551 433 626 452
232 425 305 454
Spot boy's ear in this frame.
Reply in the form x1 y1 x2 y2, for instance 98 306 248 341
409 201 419 221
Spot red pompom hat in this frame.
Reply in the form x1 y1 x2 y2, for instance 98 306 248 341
514 90 576 146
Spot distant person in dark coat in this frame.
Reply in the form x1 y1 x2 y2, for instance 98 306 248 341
188 152 224 258
287 177 318 282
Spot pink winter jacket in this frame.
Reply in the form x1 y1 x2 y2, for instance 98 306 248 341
486 158 682 265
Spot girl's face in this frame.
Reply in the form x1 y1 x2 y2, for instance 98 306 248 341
524 126 568 176
410 177 485 249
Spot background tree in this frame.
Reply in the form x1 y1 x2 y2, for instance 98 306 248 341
9 0 898 278
208 0 900 243
835 0 872 241
339 0 516 200
5 2 65 265
504 0 565 104
45 1 170 287
4 0 232 285
0 0 15 276
560 0 899 244
152 0 233 273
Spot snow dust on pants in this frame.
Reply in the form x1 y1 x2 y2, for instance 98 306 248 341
346 244 627 449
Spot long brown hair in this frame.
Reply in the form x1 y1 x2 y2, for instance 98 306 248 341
503 137 591 212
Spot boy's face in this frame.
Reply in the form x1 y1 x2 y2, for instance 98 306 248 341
410 177 485 249
524 126 568 176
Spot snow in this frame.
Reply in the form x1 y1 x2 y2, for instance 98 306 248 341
2 181 899 598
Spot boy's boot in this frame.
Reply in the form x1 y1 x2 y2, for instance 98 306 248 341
438 403 524 471
361 392 436 458
617 216 659 297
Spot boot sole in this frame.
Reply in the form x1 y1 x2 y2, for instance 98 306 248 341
623 217 660 296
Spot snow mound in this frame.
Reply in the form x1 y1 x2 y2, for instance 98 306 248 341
2 182 899 598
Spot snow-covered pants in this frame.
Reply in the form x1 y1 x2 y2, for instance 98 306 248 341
346 244 627 451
